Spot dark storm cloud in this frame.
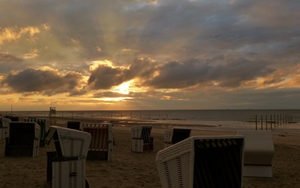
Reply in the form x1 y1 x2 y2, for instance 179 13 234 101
125 57 158 79
2 68 83 96
88 65 125 89
144 58 275 88
88 57 275 90
88 57 158 89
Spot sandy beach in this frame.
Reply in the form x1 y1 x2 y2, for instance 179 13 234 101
1 117 300 188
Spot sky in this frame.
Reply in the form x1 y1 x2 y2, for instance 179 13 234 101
0 0 300 111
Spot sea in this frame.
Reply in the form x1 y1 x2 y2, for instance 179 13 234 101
2 109 300 131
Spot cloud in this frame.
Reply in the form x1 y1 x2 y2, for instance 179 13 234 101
0 52 23 63
88 65 125 89
0 52 25 74
1 68 84 96
144 57 275 88
88 57 158 89
0 26 40 44
0 0 299 109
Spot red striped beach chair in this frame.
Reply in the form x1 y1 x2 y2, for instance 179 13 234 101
164 127 191 148
81 123 113 161
156 136 244 188
131 125 153 152
5 122 40 157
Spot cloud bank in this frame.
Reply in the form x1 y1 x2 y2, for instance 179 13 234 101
0 0 299 109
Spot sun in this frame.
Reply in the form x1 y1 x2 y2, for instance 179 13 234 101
115 81 131 94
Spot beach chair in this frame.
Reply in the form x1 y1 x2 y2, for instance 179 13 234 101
81 123 113 161
44 126 91 188
0 117 11 139
24 117 50 147
156 135 244 188
67 121 81 130
131 125 153 153
237 130 274 177
4 122 40 157
164 127 191 148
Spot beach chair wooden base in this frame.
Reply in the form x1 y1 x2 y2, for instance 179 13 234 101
87 150 109 160
244 165 273 177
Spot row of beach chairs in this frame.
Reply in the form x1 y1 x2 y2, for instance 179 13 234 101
1 116 51 157
131 125 274 187
1 118 113 188
1 117 275 188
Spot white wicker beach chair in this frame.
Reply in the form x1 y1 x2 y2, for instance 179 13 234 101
4 122 40 157
164 127 191 148
156 136 244 188
44 126 91 188
81 123 113 161
237 130 274 177
0 117 11 139
131 125 153 152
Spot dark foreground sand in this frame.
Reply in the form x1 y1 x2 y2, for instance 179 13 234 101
0 118 300 188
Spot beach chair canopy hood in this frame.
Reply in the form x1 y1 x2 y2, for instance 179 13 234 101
45 126 91 158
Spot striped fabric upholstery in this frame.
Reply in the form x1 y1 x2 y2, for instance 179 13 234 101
82 123 110 150
81 123 113 160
